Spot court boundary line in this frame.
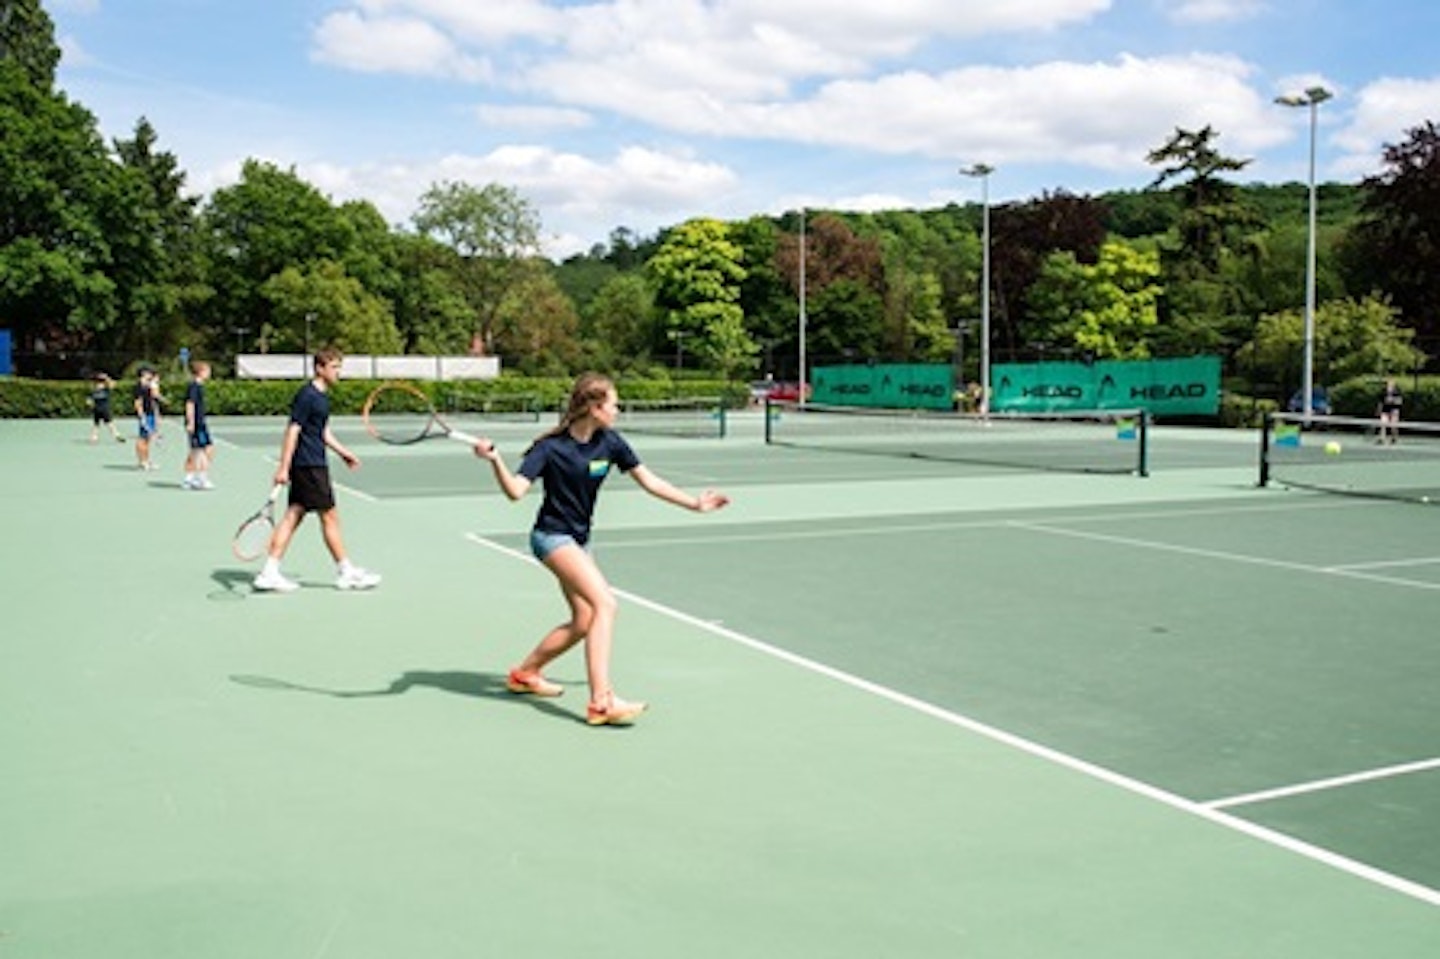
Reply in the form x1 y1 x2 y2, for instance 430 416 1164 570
1009 521 1440 592
592 497 1385 552
462 530 1440 908
1206 757 1440 810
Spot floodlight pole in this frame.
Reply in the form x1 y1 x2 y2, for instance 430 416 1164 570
798 207 807 408
1275 86 1332 424
961 164 994 414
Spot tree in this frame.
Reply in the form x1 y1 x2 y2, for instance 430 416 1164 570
1344 121 1440 343
0 53 118 365
0 0 60 88
581 273 655 372
198 161 355 355
103 118 204 361
1147 125 1255 274
1026 241 1162 359
492 267 581 375
1238 295 1425 389
645 217 756 376
260 259 403 355
389 232 473 354
412 181 542 355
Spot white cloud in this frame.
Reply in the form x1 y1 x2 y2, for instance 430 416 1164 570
1331 76 1440 178
311 11 492 81
1161 0 1266 24
291 145 738 256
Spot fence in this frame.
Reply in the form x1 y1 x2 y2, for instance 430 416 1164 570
237 354 500 380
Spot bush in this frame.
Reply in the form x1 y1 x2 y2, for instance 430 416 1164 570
0 375 751 418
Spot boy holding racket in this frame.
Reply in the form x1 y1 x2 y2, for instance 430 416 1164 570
473 372 729 726
253 347 381 593
88 372 124 444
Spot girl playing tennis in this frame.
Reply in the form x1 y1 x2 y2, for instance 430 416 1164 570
474 373 730 726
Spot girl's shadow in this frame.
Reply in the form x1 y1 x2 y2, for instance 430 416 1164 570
229 670 581 723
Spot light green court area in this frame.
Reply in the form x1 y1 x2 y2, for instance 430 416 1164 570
3 414 1438 956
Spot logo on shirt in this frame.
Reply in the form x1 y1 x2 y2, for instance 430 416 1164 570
588 459 611 478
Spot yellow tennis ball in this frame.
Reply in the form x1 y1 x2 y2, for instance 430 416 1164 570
1324 440 1342 456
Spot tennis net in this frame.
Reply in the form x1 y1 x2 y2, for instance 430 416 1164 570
614 397 728 439
764 401 1149 475
1259 412 1440 504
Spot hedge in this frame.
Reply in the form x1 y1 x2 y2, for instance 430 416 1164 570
0 374 750 419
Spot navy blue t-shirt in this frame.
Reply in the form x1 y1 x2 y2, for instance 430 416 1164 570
519 429 640 545
185 380 208 430
289 382 331 468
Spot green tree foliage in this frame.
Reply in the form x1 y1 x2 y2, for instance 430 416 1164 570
581 273 655 372
0 55 118 356
492 267 581 376
0 0 59 88
775 213 885 365
103 118 204 360
259 259 402 354
988 191 1110 357
1026 241 1161 359
1238 295 1425 388
1344 121 1440 341
412 181 542 355
646 217 756 376
198 161 355 353
1147 125 1255 274
389 232 473 354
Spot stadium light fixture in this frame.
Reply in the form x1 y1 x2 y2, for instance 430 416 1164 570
960 164 994 414
1275 86 1332 423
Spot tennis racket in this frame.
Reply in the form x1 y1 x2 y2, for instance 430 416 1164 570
361 381 485 447
232 484 284 561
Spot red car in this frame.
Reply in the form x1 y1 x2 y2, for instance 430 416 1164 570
751 380 811 402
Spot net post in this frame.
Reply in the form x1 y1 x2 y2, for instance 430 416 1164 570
764 396 775 444
1138 409 1150 477
717 402 727 440
1259 412 1272 488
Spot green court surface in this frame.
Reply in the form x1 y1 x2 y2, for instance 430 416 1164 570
3 413 1438 956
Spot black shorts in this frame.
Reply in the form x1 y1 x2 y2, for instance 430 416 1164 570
92 407 112 425
289 465 336 512
188 426 212 449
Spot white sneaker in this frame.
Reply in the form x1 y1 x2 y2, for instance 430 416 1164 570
253 569 300 593
181 476 197 490
336 566 381 591
197 477 215 490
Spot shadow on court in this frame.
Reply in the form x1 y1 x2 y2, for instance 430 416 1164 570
228 670 583 724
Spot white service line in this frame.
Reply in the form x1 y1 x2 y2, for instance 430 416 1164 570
1207 757 1440 810
462 529 1440 908
1009 521 1440 591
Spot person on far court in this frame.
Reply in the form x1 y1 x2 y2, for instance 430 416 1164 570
253 347 381 593
1377 376 1403 445
472 372 730 726
182 360 216 490
88 372 124 444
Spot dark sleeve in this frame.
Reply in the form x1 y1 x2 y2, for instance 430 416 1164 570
518 438 550 481
610 431 641 472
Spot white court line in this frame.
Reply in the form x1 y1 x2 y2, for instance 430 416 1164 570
462 530 1440 908
595 497 1384 552
1207 757 1440 811
1010 521 1440 592
1329 556 1440 572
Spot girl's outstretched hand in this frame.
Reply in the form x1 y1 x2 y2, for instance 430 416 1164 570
695 489 730 512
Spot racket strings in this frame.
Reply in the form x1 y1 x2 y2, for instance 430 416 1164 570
363 383 440 444
233 516 274 562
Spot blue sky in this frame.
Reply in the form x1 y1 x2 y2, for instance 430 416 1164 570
49 0 1440 258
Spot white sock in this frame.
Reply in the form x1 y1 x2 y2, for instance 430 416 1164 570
337 559 354 575
262 557 281 576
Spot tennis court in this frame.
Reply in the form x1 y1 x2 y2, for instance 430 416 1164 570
3 410 1439 956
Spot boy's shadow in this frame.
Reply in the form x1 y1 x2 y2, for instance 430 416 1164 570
209 568 256 601
230 670 581 723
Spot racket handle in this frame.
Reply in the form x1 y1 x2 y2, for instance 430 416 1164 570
449 430 483 446
268 483 285 501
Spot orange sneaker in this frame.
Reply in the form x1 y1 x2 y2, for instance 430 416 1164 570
506 668 564 697
586 691 647 726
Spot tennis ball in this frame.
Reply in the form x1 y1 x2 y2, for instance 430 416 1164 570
1324 440 1342 456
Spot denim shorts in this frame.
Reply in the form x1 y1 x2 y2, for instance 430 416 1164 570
529 529 584 562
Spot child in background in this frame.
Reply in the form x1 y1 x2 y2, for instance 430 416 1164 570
88 373 124 444
183 360 215 490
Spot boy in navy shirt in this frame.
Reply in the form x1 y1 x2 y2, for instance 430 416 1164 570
254 347 381 593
